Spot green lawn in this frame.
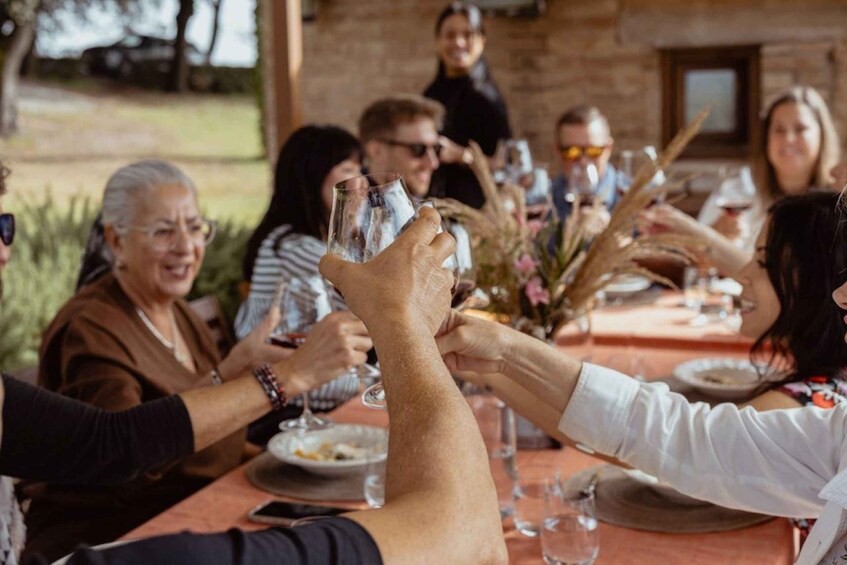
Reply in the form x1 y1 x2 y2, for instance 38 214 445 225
0 80 271 227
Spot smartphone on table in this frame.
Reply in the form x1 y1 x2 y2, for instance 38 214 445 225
247 500 348 526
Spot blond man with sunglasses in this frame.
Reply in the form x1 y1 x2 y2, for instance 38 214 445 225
551 105 619 228
359 95 446 199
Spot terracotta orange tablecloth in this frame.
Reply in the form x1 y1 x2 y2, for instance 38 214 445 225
122 299 790 563
123 405 793 564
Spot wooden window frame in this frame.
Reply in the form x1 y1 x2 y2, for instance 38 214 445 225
661 46 760 159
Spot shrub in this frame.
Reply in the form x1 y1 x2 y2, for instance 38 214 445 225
187 218 252 326
0 195 98 372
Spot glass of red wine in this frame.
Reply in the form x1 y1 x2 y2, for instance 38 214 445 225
565 161 600 207
714 165 756 216
271 275 334 431
327 173 458 409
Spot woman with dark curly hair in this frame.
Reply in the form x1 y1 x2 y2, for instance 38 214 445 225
735 192 847 412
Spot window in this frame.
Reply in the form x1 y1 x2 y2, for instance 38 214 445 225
661 46 760 158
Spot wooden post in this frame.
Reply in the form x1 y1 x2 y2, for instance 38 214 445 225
260 0 303 159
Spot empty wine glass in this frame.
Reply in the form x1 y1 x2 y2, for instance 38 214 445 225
327 172 457 410
271 276 334 431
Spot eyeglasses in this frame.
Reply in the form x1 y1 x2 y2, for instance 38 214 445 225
378 139 442 159
124 218 216 252
0 213 14 246
559 145 607 162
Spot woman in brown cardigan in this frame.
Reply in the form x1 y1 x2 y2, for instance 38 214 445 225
24 160 373 561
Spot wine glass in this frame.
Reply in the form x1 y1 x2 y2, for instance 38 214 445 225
327 172 456 409
615 150 635 200
565 161 600 206
714 165 756 216
523 166 552 221
271 275 334 431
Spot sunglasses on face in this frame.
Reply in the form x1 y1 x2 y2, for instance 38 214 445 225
378 139 443 159
559 145 607 161
0 213 14 246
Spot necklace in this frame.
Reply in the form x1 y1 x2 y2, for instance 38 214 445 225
136 306 189 365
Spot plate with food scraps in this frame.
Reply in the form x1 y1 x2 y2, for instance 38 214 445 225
603 274 652 296
268 424 388 477
672 358 761 401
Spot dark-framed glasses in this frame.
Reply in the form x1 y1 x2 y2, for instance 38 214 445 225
0 213 14 246
378 139 442 159
125 218 216 252
559 145 606 162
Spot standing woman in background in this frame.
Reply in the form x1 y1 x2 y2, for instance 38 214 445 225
424 1 512 209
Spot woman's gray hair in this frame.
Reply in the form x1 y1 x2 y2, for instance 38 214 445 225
101 160 196 228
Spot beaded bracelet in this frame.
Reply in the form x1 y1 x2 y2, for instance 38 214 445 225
253 364 287 411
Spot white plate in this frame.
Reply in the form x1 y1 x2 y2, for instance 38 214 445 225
672 358 761 400
53 541 133 564
268 424 388 477
603 274 652 295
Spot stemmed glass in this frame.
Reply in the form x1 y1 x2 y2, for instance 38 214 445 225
271 275 334 431
566 161 600 206
714 165 756 216
327 172 457 409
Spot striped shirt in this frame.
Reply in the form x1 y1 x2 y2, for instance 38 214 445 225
235 225 357 411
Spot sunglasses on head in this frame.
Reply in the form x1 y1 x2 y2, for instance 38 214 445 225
0 213 14 246
378 139 442 159
559 145 606 161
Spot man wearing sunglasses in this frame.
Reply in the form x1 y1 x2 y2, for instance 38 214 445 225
359 95 445 199
551 105 620 225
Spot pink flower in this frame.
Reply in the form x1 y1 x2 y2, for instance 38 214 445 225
527 219 544 238
525 276 550 306
514 253 537 275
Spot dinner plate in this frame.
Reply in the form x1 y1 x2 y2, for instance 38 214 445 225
53 540 133 564
268 424 388 478
672 358 761 400
603 274 652 295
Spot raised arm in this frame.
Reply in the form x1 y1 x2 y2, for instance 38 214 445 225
437 311 845 518
320 207 507 565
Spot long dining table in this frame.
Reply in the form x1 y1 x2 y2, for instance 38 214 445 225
123 293 795 564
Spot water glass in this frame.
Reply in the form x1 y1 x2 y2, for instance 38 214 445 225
682 266 705 311
689 268 733 327
513 464 554 537
467 390 517 519
363 451 386 509
541 481 599 565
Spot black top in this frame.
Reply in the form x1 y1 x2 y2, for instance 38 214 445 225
51 520 382 565
0 374 193 483
424 61 512 209
2 375 382 565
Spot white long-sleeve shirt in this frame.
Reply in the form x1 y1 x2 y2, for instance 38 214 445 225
559 363 847 564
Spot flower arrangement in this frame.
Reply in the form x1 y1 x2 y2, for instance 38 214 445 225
435 110 709 341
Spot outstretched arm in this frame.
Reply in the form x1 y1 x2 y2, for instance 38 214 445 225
321 207 507 565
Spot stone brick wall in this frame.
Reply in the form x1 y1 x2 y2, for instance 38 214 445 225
295 0 847 171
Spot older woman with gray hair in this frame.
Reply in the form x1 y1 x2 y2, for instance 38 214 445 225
24 160 372 561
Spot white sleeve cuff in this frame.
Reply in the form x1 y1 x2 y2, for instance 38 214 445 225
557 363 642 457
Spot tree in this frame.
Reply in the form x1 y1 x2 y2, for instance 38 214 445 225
166 0 193 92
1 1 37 137
0 0 138 136
204 0 222 66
